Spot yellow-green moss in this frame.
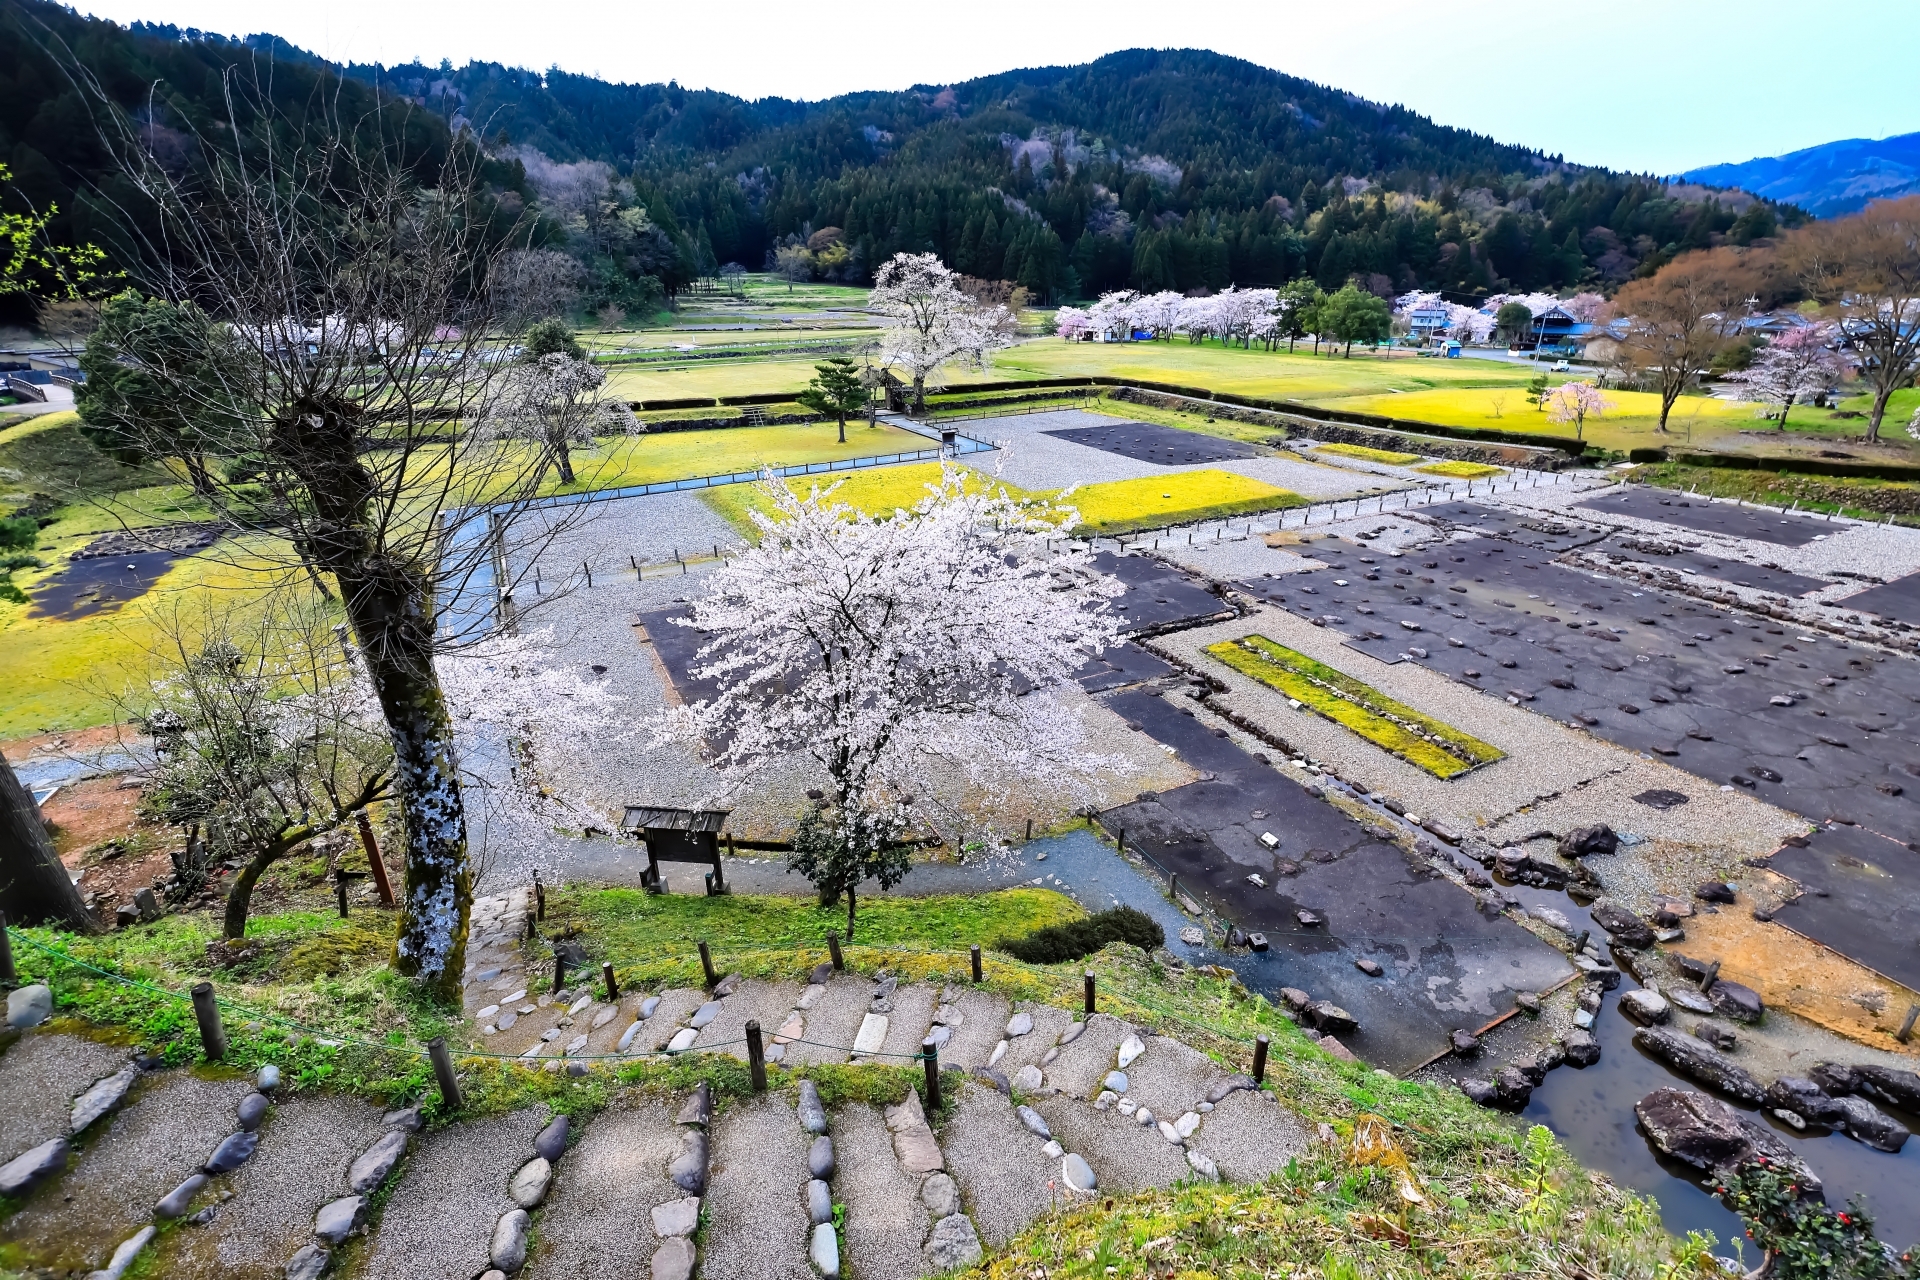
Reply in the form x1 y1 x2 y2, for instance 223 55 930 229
1414 459 1505 479
1314 441 1423 465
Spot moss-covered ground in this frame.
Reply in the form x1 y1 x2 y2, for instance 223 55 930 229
1415 459 1506 479
1313 442 1423 466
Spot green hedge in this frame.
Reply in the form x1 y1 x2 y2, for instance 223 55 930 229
997 905 1164 964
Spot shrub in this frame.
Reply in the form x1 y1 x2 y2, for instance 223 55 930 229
998 905 1164 964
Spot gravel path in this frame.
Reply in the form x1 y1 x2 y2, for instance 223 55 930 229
633 988 711 1053
1 1070 248 1271
939 990 1011 1071
1188 1086 1311 1183
1114 1035 1228 1119
873 983 938 1063
160 1092 385 1279
0 1031 132 1159
701 1092 811 1280
937 1081 1059 1248
1029 1092 1191 1194
1038 1012 1133 1097
835 1101 930 1280
783 975 868 1067
533 1093 681 1279
993 1004 1076 1076
692 980 804 1061
520 490 745 573
360 1108 547 1280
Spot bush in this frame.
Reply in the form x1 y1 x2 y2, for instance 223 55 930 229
998 905 1163 964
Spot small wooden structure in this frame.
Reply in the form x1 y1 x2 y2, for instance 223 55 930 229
622 805 732 894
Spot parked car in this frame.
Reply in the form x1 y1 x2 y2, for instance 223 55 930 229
1550 360 1571 372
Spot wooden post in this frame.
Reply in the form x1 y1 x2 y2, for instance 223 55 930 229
602 962 619 1002
525 911 538 941
1252 1033 1270 1085
970 944 982 984
190 981 227 1061
0 910 14 985
827 931 844 971
1169 873 1179 903
1116 829 1125 857
1083 971 1096 1014
1699 959 1720 993
1025 818 1032 841
355 811 395 907
922 1036 942 1113
535 878 546 920
553 951 568 993
428 1037 463 1110
746 1020 767 1092
698 941 718 988
334 874 350 919
1898 1004 1919 1044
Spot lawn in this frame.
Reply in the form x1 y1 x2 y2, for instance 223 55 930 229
1326 386 1752 452
537 419 933 493
701 461 1306 540
1206 636 1504 779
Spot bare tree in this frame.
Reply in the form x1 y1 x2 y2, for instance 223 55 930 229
1608 248 1759 433
1784 195 1920 443
473 352 641 485
774 243 812 292
490 248 587 330
64 58 594 994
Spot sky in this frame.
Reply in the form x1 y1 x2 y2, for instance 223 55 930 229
73 0 1920 175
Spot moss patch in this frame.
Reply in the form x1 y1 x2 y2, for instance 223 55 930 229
1314 441 1423 466
1064 469 1307 535
1415 460 1505 479
1206 636 1504 779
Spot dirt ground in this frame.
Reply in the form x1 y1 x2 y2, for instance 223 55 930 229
2 723 135 763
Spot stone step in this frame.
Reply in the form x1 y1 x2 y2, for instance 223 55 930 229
936 1080 1062 1250
869 982 938 1064
835 1100 933 1280
700 1091 813 1280
358 1108 547 1280
1028 1091 1190 1194
781 975 868 1067
154 1092 387 1279
691 980 805 1061
987 1002 1075 1076
1 1069 250 1272
932 989 1009 1070
532 1092 687 1279
0 1030 143 1165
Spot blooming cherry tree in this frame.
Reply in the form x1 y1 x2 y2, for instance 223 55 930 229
870 253 1012 413
475 353 641 485
655 465 1123 936
1053 305 1092 340
1725 326 1844 428
1545 381 1616 439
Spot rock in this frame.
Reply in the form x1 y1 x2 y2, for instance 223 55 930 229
883 1088 926 1133
618 1021 644 1052
1563 1029 1601 1067
669 1129 709 1193
71 1065 141 1134
1620 989 1670 1024
1103 1070 1129 1094
1061 1152 1097 1192
851 1014 889 1055
88 1224 156 1280
713 973 741 997
1634 1088 1821 1196
1449 1029 1480 1056
808 1134 835 1179
491 1209 531 1273
1574 957 1622 989
1016 1105 1051 1139
1005 1011 1033 1037
1355 958 1383 976
796 1079 828 1134
313 1195 367 1244
1206 1075 1256 1104
6 984 52 1029
1694 881 1737 905
893 1123 945 1174
809 1222 840 1277
652 1194 701 1237
1764 1078 1844 1126
1529 906 1573 933
651 1238 696 1280
1013 1064 1043 1093
1116 1034 1146 1069
591 1006 617 1030
1591 903 1656 949
348 1129 409 1194
1669 988 1715 1015
977 1068 1010 1095
1278 987 1312 1011
1709 981 1764 1024
154 1172 209 1219
283 1243 329 1280
1557 824 1619 858
1158 1119 1182 1143
1632 1028 1763 1104
534 1114 569 1161
1174 1111 1202 1139
677 1082 713 1127
1515 992 1541 1016
1494 1067 1534 1109
921 1172 961 1219
1186 1148 1220 1180
204 1129 259 1174
639 996 663 1019
804 1176 834 1226
258 1064 281 1092
1809 1061 1859 1094
510 1157 552 1208
924 1213 984 1271
797 984 828 1012
1694 1022 1739 1052
688 1001 722 1029
1179 927 1204 946
809 961 835 985
1458 1078 1499 1106
1308 1002 1358 1036
1320 1037 1360 1065
1856 1065 1920 1112
1494 847 1568 888
1831 1095 1909 1152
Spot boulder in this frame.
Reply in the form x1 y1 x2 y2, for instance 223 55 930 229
1307 1002 1358 1037
533 1114 569 1161
1590 903 1656 949
1693 1023 1738 1052
1763 1078 1845 1126
1831 1095 1909 1153
1634 1088 1821 1197
1557 824 1619 858
1493 1067 1534 1109
924 1214 983 1271
1631 1027 1763 1104
1857 1065 1920 1112
1448 1029 1480 1056
1620 989 1670 1024
1574 957 1622 989
1709 980 1764 1024
5 984 53 1029
1495 847 1568 888
1563 1029 1600 1067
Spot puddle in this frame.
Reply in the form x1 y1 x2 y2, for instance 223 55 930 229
1497 881 1920 1244
25 550 187 620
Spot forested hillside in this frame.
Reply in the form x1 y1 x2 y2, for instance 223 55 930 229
0 0 1800 317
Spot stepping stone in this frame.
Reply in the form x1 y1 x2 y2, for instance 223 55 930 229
315 1195 368 1244
852 1013 889 1055
652 1237 696 1280
70 1064 142 1135
568 994 592 1015
797 1080 828 1133
688 1001 723 1029
510 1157 551 1208
774 1014 804 1044
925 1214 983 1270
651 1195 701 1237
236 1091 270 1132
1175 1112 1202 1138
1103 1070 1129 1094
565 1035 589 1054
1186 1148 1220 1180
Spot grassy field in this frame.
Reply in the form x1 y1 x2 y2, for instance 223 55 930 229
1416 460 1506 479
701 461 1306 540
551 419 929 490
1328 386 1752 453
995 339 1537 400
1621 462 1920 524
1313 442 1423 466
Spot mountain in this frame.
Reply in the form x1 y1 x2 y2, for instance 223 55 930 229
1684 133 1920 218
0 0 1799 313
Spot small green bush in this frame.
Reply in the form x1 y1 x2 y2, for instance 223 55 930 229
997 906 1163 964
